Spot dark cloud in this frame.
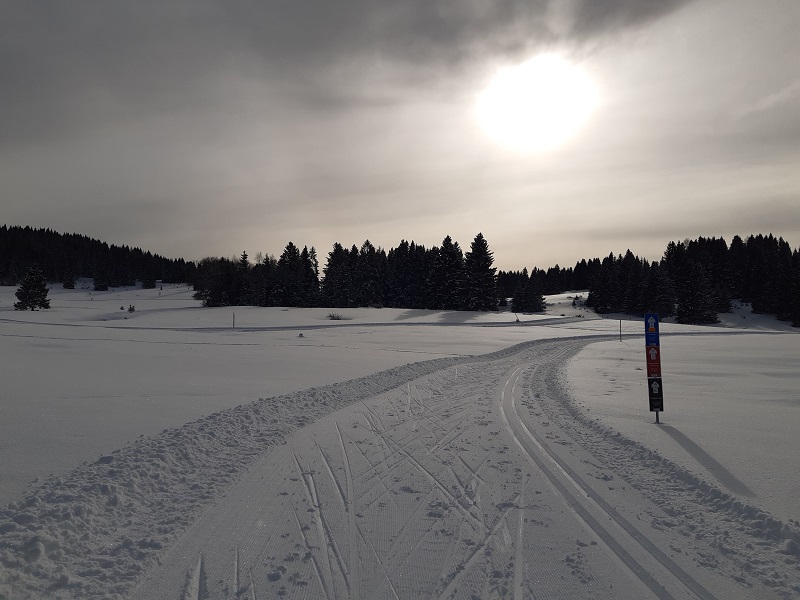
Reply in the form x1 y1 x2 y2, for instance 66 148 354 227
568 0 693 37
0 0 695 144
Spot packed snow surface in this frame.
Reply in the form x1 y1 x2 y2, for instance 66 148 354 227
1 284 798 599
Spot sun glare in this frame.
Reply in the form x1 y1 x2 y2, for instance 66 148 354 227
476 53 598 153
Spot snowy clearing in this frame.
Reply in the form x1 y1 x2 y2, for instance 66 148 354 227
1 284 799 599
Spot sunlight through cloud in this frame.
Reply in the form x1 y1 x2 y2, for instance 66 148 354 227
476 53 598 153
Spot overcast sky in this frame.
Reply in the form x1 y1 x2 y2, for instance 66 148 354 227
2 0 799 270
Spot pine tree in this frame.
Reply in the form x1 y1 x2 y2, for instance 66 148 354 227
322 242 352 308
93 260 110 291
585 254 617 313
353 240 385 307
299 246 320 307
192 256 236 307
408 242 431 309
790 249 800 327
140 266 158 289
511 268 530 313
641 263 676 317
14 264 51 310
251 253 277 307
462 233 498 311
525 269 546 312
62 266 76 289
496 269 519 304
728 235 746 299
676 262 719 324
619 251 645 315
572 259 590 290
385 240 413 308
511 268 545 312
428 236 464 310
275 243 303 306
233 251 254 305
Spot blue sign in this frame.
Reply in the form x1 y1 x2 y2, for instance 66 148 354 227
644 313 659 334
644 313 660 346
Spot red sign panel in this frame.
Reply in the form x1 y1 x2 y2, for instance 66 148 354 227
645 345 662 377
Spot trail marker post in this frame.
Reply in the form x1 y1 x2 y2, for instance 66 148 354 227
644 312 664 423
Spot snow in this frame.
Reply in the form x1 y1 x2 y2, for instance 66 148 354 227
1 283 799 599
0 284 585 508
567 333 800 524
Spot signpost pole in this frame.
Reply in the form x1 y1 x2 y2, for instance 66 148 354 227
644 313 664 423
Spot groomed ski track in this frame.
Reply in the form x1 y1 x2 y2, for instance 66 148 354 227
127 338 794 600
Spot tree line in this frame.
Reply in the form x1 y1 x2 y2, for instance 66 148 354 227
4 225 799 326
191 234 502 312
0 225 194 290
585 234 800 326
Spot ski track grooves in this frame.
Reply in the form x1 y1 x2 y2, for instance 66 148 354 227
499 359 717 600
337 422 361 600
513 478 525 600
305 453 352 595
183 554 203 600
381 432 484 532
232 546 240 597
292 452 338 591
291 503 333 600
433 491 523 600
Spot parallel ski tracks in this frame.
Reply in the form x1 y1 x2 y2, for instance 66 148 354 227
154 336 730 599
498 346 717 600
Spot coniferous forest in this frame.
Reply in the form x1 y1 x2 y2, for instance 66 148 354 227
2 225 799 326
0 225 194 289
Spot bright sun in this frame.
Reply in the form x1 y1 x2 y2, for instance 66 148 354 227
476 53 598 153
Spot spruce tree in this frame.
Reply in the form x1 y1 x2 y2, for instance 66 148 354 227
641 263 676 318
429 236 464 310
300 246 320 307
585 254 617 313
572 259 590 290
141 269 158 289
511 268 530 313
790 249 800 327
233 251 254 305
93 260 110 291
676 262 719 324
525 269 547 312
462 233 498 311
354 240 385 307
62 266 76 289
251 253 277 307
385 240 413 308
513 268 546 313
322 242 352 308
14 264 51 310
275 243 303 306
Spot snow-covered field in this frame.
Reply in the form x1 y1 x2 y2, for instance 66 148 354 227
1 283 799 599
